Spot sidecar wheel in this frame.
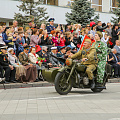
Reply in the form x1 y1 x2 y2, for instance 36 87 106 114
55 71 73 95
91 88 103 93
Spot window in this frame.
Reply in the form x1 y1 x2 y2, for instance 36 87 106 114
110 0 118 10
44 0 58 6
90 0 102 12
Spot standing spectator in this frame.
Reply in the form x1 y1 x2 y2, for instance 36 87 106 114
0 45 16 83
51 30 59 46
40 30 48 46
65 32 73 46
105 22 112 37
30 28 41 46
13 20 18 32
86 24 91 34
90 24 96 38
96 21 108 32
23 32 30 45
73 31 81 48
114 40 120 60
58 33 65 47
0 26 5 45
101 33 109 46
111 24 119 47
40 23 46 30
16 31 26 56
46 18 55 34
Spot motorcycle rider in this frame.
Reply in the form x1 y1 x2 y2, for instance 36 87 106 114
70 39 98 89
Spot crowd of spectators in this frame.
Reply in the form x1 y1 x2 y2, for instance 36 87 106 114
0 18 120 84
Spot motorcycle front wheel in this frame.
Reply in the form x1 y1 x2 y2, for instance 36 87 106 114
55 71 73 95
91 88 103 93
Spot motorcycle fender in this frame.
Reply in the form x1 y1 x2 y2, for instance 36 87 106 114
58 66 71 72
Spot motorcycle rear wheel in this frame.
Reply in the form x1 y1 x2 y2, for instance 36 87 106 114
55 71 73 95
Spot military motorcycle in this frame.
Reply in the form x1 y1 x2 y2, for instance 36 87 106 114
42 55 111 95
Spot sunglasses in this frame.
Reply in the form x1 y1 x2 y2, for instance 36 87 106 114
87 26 90 27
25 49 29 50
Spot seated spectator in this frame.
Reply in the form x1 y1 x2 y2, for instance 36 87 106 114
114 40 120 60
57 46 66 65
38 46 52 67
46 34 53 45
30 28 41 46
50 47 60 67
107 48 120 78
19 46 37 82
29 47 42 81
65 47 73 59
7 48 26 82
23 31 30 45
0 26 5 45
0 45 16 83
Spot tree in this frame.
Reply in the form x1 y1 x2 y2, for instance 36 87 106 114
111 0 120 24
14 0 49 27
65 0 99 25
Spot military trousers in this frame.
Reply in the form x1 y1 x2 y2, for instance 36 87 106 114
85 64 96 80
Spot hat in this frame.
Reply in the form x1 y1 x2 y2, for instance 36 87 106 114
84 39 91 44
48 34 52 37
0 44 8 49
48 18 55 22
60 46 66 50
24 45 30 49
8 48 13 52
51 47 57 50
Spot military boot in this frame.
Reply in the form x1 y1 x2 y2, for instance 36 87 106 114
90 78 95 89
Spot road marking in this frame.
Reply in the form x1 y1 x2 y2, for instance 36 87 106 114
109 118 120 120
18 93 99 101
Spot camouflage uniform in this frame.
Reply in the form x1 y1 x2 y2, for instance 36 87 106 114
93 41 107 83
71 47 98 80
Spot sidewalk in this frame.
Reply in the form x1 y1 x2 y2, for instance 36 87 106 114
0 78 120 89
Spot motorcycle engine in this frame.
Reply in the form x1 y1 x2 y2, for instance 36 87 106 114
83 77 89 85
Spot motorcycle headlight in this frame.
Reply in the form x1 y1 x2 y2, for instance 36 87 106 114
66 58 72 66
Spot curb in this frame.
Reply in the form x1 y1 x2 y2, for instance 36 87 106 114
0 79 120 89
0 81 54 89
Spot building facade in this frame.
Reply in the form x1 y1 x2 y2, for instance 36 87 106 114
0 0 118 26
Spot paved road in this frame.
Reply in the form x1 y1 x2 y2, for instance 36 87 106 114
0 83 120 120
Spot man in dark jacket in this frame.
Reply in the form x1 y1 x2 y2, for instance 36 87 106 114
107 48 120 78
96 21 108 32
0 44 16 83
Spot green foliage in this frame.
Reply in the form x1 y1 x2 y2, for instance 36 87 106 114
66 0 99 25
111 0 120 24
14 0 49 27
